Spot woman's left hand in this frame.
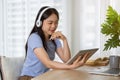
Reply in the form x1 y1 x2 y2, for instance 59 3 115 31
50 31 66 41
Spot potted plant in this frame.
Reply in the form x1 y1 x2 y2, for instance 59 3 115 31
101 5 120 51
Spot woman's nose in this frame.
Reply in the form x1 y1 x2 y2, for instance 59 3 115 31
51 23 57 28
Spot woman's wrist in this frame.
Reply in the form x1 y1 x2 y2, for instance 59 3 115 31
62 37 67 42
67 64 76 69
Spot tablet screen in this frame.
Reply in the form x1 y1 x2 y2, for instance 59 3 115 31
66 48 99 65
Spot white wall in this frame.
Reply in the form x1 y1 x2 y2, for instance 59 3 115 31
0 0 2 38
0 0 3 55
71 0 82 55
62 0 72 50
110 0 120 13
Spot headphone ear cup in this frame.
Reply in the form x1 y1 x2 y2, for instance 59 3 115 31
36 20 42 27
36 7 51 27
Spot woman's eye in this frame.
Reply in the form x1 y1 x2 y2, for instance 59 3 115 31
48 23 52 24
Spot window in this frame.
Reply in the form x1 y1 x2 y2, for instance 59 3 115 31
0 0 68 57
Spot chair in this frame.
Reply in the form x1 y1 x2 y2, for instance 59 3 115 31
0 56 25 80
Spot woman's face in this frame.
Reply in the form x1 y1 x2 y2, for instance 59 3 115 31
42 13 58 37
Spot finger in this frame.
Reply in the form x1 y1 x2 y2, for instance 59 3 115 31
57 31 62 35
84 52 92 60
55 31 62 38
81 53 89 62
49 31 64 40
49 35 54 40
74 56 81 63
49 32 58 40
49 35 56 40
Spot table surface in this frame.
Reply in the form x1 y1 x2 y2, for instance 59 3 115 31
31 66 120 80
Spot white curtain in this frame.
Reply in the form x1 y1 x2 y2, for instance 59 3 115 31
70 0 100 59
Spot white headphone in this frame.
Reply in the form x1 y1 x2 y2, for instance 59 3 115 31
36 7 51 27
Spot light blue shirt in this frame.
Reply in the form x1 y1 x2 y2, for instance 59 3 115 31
21 32 62 77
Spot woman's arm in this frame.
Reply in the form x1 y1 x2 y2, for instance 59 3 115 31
50 31 71 63
34 47 88 70
34 48 71 69
56 39 71 63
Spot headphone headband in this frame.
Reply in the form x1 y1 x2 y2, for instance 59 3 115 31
36 7 51 27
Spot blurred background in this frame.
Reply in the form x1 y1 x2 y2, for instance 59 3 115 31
0 0 120 60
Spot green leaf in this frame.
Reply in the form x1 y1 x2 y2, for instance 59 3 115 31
103 35 120 51
101 5 120 51
106 6 118 25
101 23 114 36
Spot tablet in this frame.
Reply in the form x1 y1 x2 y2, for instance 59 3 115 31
66 48 99 65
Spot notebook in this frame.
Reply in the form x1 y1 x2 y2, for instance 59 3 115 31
89 68 120 76
66 48 99 65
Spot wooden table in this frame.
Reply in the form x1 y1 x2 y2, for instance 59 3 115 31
31 66 120 80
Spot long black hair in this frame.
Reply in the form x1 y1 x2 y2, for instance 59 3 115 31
25 6 59 56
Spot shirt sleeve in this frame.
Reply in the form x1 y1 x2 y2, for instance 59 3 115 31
28 33 43 50
55 39 62 48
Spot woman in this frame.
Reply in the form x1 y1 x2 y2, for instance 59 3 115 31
19 6 88 80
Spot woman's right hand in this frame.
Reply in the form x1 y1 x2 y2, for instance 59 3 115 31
70 53 89 69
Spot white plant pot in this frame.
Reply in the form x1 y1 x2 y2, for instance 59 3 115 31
110 47 120 56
